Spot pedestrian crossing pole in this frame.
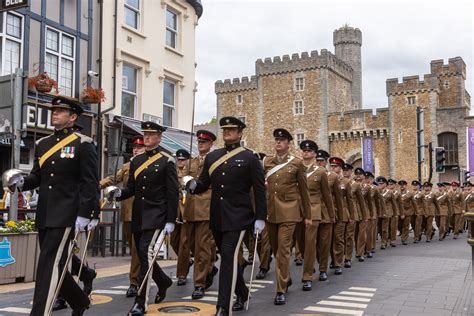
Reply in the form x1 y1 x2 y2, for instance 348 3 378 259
416 106 425 182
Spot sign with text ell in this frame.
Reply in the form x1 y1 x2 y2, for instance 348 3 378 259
0 0 29 12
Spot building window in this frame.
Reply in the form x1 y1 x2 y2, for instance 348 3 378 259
45 27 75 97
0 12 23 76
124 0 140 29
438 132 458 166
296 133 305 145
236 94 243 104
163 79 176 127
443 80 450 89
294 100 304 115
398 128 403 144
407 96 416 105
166 9 178 49
122 64 138 118
295 77 304 91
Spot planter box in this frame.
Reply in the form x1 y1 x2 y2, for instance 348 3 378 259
0 232 39 284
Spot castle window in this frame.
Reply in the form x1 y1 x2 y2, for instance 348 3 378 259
295 77 304 91
438 132 458 166
407 96 416 105
296 133 305 145
236 94 243 104
444 80 450 89
294 100 304 115
398 128 403 144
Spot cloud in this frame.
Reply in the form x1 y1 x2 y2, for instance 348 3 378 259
194 0 473 123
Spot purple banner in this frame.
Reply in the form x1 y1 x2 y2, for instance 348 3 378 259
363 136 374 172
468 128 474 173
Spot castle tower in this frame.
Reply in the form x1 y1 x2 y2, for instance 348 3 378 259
334 26 363 109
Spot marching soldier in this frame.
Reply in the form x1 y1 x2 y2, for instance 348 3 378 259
411 180 425 243
387 179 400 246
183 130 219 299
100 135 145 297
436 183 451 241
109 121 179 315
363 172 378 257
352 168 369 262
422 182 438 242
4 97 100 315
376 176 393 249
171 149 193 286
398 180 417 245
330 157 353 275
342 163 358 267
299 140 334 290
187 116 267 315
263 128 311 305
450 181 464 238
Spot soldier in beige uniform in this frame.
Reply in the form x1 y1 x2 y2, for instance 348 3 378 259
423 182 439 242
171 149 194 287
387 179 400 246
330 157 353 275
450 181 464 238
352 168 369 262
464 183 474 235
436 183 451 241
264 128 312 305
363 172 378 257
100 135 145 297
182 130 218 299
299 140 334 290
398 180 417 245
342 164 359 268
376 176 393 249
411 180 425 243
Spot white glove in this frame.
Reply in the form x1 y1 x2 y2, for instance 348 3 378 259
6 176 24 193
75 216 90 232
186 179 197 192
87 219 99 230
105 186 121 203
254 219 265 235
164 222 175 234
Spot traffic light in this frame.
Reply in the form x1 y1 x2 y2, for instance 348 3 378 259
465 171 471 183
435 147 446 172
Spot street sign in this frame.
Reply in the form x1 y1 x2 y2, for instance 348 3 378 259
0 0 29 12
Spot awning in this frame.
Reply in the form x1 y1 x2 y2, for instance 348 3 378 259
115 116 198 156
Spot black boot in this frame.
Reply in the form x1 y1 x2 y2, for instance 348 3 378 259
71 306 88 316
232 296 247 311
155 276 173 304
126 285 138 297
81 266 97 296
205 266 218 289
191 287 205 299
256 268 268 280
128 303 145 316
52 298 68 311
215 306 228 316
274 293 286 305
302 280 312 291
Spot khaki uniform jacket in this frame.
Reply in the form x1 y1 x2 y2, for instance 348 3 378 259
464 191 474 212
436 192 451 216
177 167 187 222
305 164 334 222
372 186 383 218
423 191 439 217
339 176 355 222
449 190 463 215
413 190 425 216
264 154 311 224
361 184 375 220
399 190 417 217
100 161 133 222
184 156 212 222
328 171 344 223
380 188 395 218
392 190 401 216
349 180 368 221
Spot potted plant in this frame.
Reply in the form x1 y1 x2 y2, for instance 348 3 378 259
81 86 106 103
28 72 58 93
0 219 39 284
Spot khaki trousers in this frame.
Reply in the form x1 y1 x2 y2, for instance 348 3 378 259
380 217 390 247
438 215 447 240
302 220 320 281
317 223 333 273
344 221 356 261
123 221 140 286
389 216 398 244
425 216 434 241
257 227 272 270
454 213 464 235
355 220 367 257
365 219 376 253
414 215 424 241
268 222 296 293
332 221 347 268
401 216 412 242
184 221 214 287
293 221 305 261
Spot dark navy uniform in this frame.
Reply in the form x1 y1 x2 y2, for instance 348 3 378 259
119 134 179 312
191 116 267 314
22 97 99 315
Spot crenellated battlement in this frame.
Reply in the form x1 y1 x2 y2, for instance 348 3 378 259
333 26 362 46
255 49 353 81
430 57 466 78
215 75 258 93
328 107 389 139
386 74 438 96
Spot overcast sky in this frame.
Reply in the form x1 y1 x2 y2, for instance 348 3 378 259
194 0 473 124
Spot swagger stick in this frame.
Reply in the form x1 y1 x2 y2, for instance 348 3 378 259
137 230 167 296
187 85 197 171
77 228 93 284
246 230 260 310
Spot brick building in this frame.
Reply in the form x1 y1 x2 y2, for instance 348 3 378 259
215 26 473 183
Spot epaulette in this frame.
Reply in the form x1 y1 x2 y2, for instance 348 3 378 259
35 134 50 146
161 151 176 164
74 132 93 143
244 147 259 156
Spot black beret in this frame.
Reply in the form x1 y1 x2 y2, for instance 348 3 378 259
51 96 84 115
354 167 365 176
342 163 353 171
423 182 433 187
176 149 190 160
436 182 445 187
443 182 451 186
142 121 166 133
411 180 421 186
273 128 293 141
220 116 246 129
387 179 397 185
299 140 318 152
317 150 330 161
398 180 407 185
364 171 374 178
196 130 217 142
463 182 473 187
376 176 388 184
